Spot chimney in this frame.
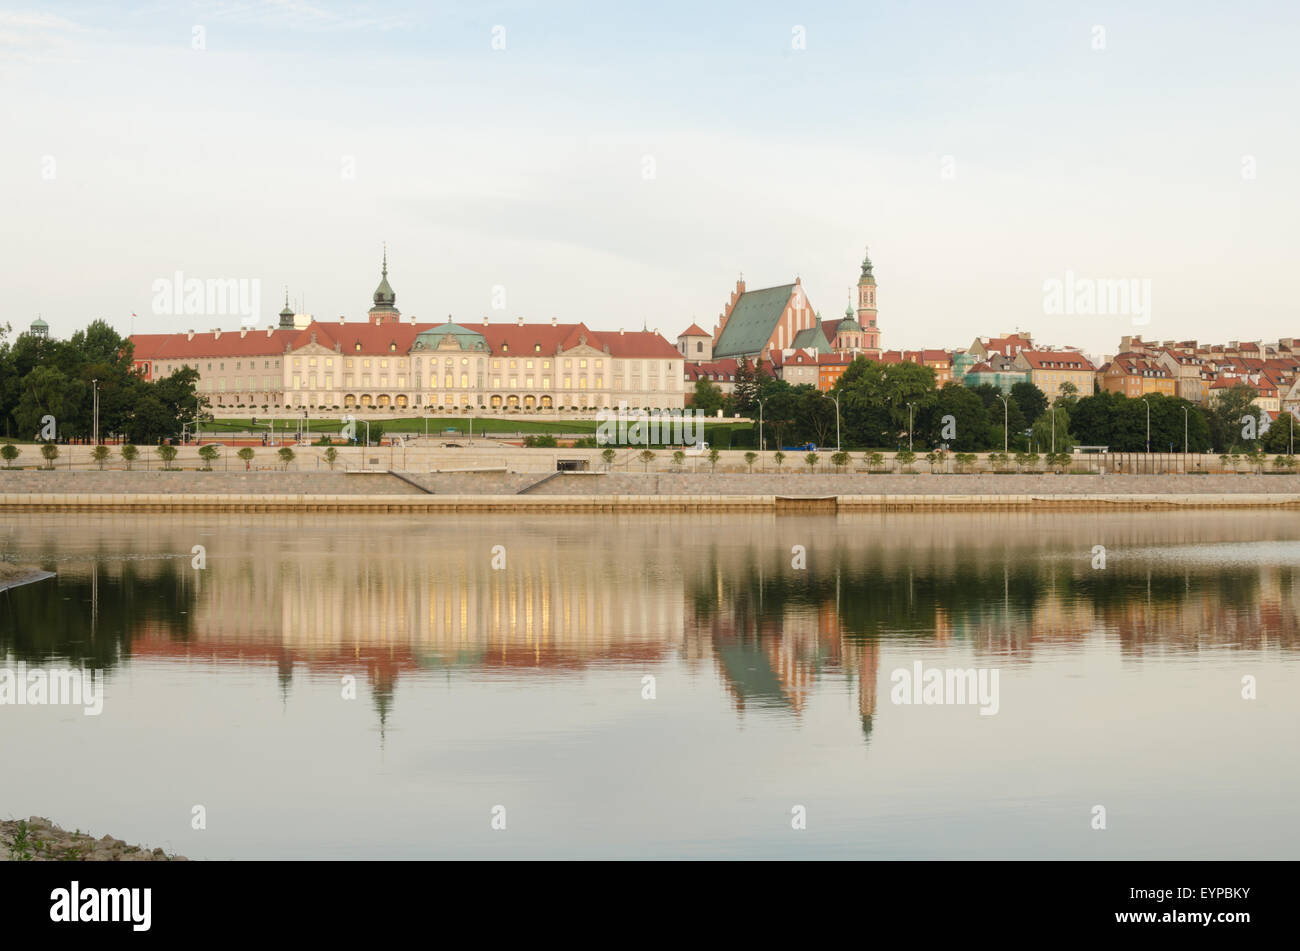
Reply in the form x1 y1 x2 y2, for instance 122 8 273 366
240 328 248 338
619 328 624 336
339 315 345 325
550 316 557 326
517 316 524 326
410 314 417 324
266 327 273 337
482 315 489 326
213 329 222 340
187 330 195 341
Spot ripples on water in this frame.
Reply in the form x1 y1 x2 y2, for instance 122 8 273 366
1 512 1297 859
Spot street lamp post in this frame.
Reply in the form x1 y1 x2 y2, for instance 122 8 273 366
91 379 100 447
1142 398 1151 453
996 394 1009 453
756 397 765 452
821 392 841 451
908 402 916 453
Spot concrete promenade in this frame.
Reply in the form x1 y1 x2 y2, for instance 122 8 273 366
3 469 1300 512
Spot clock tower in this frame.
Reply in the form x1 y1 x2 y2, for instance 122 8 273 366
856 246 881 357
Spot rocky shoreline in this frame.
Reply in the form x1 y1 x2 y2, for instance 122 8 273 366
0 563 54 593
1 816 186 862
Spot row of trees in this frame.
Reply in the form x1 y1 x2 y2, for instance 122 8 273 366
0 320 204 444
2 443 300 470
692 355 1277 454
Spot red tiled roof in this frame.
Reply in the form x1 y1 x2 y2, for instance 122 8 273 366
1017 349 1096 371
140 328 301 359
679 323 708 338
132 320 682 362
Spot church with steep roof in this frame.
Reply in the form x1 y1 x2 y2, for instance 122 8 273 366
676 246 883 377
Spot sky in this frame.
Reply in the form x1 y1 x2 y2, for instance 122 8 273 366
2 0 1297 358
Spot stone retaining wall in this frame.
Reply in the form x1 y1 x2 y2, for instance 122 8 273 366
4 469 1300 497
4 492 1300 513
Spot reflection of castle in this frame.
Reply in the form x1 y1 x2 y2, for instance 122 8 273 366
5 512 1300 746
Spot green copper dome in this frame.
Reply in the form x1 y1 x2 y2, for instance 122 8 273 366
412 322 487 351
372 247 396 307
859 246 875 283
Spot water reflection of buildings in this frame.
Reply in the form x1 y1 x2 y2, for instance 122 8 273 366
4 512 1300 743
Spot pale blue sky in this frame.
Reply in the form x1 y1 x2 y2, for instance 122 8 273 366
2 1 1297 355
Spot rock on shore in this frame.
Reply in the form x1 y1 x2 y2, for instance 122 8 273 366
1 816 185 861
0 562 54 593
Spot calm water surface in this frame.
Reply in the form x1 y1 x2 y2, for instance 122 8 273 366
2 512 1297 859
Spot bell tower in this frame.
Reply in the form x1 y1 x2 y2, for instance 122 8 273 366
857 246 880 357
368 243 401 325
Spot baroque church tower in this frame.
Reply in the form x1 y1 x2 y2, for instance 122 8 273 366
857 247 881 357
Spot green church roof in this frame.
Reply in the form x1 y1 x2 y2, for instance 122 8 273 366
713 283 796 359
30 317 49 328
790 325 832 351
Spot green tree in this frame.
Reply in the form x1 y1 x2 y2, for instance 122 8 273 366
1 444 19 468
277 446 296 470
119 444 139 470
866 451 884 471
1210 384 1262 453
672 450 686 469
804 451 819 472
1010 381 1048 424
1260 413 1299 454
15 365 75 439
127 394 173 445
691 378 724 416
638 449 654 471
895 449 915 471
1030 405 1076 454
156 444 178 469
920 382 990 450
198 444 220 470
831 450 849 471
40 442 59 469
707 447 720 471
91 445 110 469
834 357 935 449
732 357 760 417
237 447 255 469
323 446 339 469
1046 451 1073 472
601 447 616 470
743 451 757 472
773 450 785 470
1055 380 1081 407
